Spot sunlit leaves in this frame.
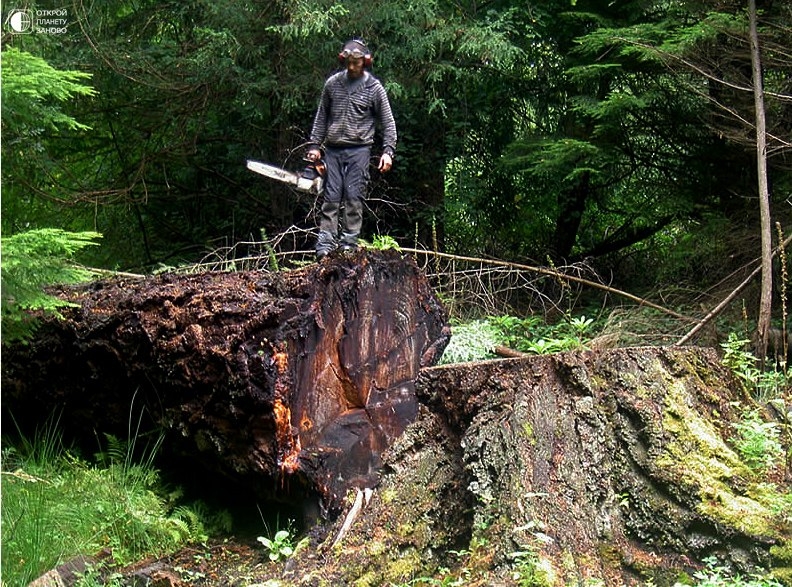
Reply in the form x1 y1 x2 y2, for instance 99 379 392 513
1 229 101 343
265 1 349 41
1 47 96 133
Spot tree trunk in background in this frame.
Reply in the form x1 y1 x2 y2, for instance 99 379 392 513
552 170 591 262
0 250 450 512
749 0 773 362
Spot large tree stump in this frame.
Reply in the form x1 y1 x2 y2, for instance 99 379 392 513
1 250 450 510
274 347 791 586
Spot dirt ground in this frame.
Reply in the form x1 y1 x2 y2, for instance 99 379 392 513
116 539 298 586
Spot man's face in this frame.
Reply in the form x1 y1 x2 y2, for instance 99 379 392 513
346 55 365 79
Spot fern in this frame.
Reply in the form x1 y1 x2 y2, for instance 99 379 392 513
1 228 101 343
439 319 501 364
361 234 402 251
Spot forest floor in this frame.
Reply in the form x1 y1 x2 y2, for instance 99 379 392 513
110 509 401 587
115 539 289 586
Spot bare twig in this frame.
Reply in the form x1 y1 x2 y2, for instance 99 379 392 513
331 487 373 548
402 248 695 323
675 233 792 346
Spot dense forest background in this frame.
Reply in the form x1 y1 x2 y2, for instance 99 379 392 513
3 5 792 585
2 0 791 301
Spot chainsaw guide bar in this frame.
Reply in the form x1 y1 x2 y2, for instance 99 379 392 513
246 159 324 194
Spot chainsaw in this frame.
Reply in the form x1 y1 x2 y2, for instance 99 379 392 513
246 158 325 194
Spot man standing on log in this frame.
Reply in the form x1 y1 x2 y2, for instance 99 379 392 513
306 39 397 260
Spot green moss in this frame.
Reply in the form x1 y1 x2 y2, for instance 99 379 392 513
697 490 780 536
654 380 789 537
383 550 424 584
534 555 558 586
353 571 381 587
596 543 623 568
770 540 792 582
771 541 792 564
380 487 397 504
521 422 535 445
366 540 387 558
560 549 576 574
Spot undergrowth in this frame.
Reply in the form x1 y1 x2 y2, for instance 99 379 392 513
1 228 101 344
674 556 785 587
1 421 227 586
439 312 600 364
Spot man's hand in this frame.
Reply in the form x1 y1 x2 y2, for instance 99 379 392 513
306 148 322 162
378 152 393 173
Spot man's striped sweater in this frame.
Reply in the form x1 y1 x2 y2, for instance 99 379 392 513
309 71 397 156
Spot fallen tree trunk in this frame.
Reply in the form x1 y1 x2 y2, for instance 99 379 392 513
6 251 792 585
90 347 790 586
1 250 450 511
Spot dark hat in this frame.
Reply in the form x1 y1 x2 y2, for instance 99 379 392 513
341 39 369 59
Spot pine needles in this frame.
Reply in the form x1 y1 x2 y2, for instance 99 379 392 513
1 228 101 343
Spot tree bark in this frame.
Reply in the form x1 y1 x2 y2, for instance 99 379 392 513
7 267 792 585
1 250 450 511
749 0 773 364
278 347 791 586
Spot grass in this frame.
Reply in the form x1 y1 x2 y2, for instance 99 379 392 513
1 418 215 586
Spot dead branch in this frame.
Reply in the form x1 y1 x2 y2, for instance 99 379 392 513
493 345 530 358
402 248 696 323
675 233 792 346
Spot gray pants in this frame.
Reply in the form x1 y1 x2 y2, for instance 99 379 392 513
316 145 370 254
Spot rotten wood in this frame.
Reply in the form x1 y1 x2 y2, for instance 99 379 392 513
1 250 450 511
493 344 530 358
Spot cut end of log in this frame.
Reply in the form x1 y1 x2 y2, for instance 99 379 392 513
1 250 450 513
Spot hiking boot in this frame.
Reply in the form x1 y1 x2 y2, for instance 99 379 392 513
315 230 337 260
340 232 359 252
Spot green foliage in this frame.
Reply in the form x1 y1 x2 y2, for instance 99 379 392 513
508 546 554 587
439 313 599 364
256 523 306 563
1 427 211 586
0 48 104 258
488 313 597 355
74 564 126 587
361 234 402 251
0 0 789 285
260 229 280 272
730 409 785 472
0 47 96 133
721 334 761 384
720 333 791 402
673 556 784 587
265 1 349 41
439 319 501 364
1 229 101 343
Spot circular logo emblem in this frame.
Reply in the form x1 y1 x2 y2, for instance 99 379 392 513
7 9 33 33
